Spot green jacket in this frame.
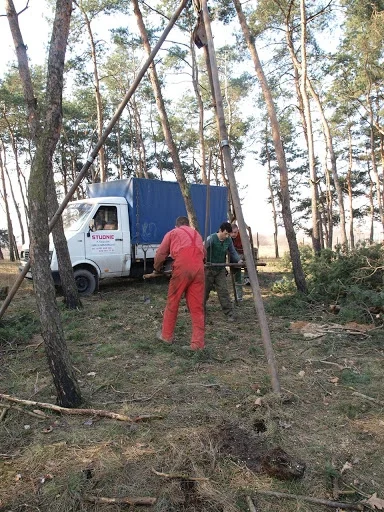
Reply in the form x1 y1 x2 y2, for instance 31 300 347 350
205 233 240 264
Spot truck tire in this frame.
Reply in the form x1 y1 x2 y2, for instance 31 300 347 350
74 269 97 295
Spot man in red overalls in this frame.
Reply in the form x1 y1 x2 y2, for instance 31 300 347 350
154 216 206 350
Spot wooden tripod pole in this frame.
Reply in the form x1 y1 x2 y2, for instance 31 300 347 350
0 0 189 321
200 0 280 393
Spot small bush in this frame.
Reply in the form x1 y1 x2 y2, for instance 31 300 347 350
279 243 383 321
0 311 40 346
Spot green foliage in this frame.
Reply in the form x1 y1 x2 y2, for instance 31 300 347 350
0 230 9 248
278 243 384 321
0 312 40 346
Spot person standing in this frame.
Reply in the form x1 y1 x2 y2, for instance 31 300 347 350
205 222 242 321
230 223 244 302
154 216 206 351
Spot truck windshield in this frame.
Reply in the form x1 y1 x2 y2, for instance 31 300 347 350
62 203 93 231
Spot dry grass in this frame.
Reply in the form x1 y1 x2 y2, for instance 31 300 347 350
0 260 383 511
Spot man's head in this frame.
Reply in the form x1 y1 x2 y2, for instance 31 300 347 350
176 216 189 227
217 221 232 241
231 223 239 239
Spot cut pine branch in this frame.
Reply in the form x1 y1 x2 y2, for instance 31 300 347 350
0 394 162 423
85 495 156 506
152 468 209 481
255 490 365 510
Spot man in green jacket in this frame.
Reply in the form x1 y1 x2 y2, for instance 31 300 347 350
205 222 242 321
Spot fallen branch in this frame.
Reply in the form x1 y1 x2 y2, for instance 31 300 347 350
151 468 209 481
254 490 365 510
0 452 20 459
0 404 47 419
352 391 384 406
84 495 156 506
0 408 7 421
0 393 162 423
246 495 258 512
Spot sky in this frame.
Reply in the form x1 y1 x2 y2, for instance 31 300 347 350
0 1 276 244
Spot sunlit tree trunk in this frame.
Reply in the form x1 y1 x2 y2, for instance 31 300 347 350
265 139 279 258
6 0 82 407
132 0 199 229
190 34 207 184
346 125 355 249
299 0 321 253
2 111 29 232
77 1 106 182
233 0 307 292
1 141 25 248
309 82 347 249
0 150 16 260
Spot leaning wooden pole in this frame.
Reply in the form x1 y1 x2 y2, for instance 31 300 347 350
200 0 280 393
0 0 189 321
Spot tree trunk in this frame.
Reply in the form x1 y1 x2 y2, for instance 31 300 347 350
47 172 83 310
299 0 321 253
190 34 208 184
5 0 82 407
79 3 106 182
347 125 355 249
233 0 307 292
132 0 199 229
0 150 16 261
307 80 347 248
265 136 279 258
369 124 384 239
1 141 25 249
2 111 29 233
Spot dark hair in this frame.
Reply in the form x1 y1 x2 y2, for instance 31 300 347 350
176 216 189 227
219 222 232 233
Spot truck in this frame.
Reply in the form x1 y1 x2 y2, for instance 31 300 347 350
21 178 228 295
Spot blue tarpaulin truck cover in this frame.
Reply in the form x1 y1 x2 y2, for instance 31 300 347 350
87 178 228 245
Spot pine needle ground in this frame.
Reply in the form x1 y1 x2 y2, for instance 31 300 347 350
0 260 383 511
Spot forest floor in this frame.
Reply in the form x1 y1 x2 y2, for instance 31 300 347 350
0 259 383 512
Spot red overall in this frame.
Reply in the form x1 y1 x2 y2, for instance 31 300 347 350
157 227 205 350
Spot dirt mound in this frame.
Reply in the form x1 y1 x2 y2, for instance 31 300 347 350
217 422 306 480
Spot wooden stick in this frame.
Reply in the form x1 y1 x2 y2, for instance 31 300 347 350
352 391 384 406
151 468 209 481
205 262 267 267
1 404 47 419
143 271 171 279
0 393 161 423
246 495 258 512
0 408 8 421
84 495 156 506
254 490 365 510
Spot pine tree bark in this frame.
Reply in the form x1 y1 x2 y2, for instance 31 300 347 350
190 34 208 184
132 0 199 230
233 0 307 292
77 2 106 182
5 0 82 407
299 0 321 253
0 150 16 261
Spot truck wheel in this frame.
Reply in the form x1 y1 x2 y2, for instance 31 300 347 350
74 269 97 295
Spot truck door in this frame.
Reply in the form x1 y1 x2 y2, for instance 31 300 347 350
85 205 125 276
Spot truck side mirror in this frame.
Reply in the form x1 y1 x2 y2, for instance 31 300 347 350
88 219 95 236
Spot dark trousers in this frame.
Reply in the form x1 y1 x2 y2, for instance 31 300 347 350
205 268 233 316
